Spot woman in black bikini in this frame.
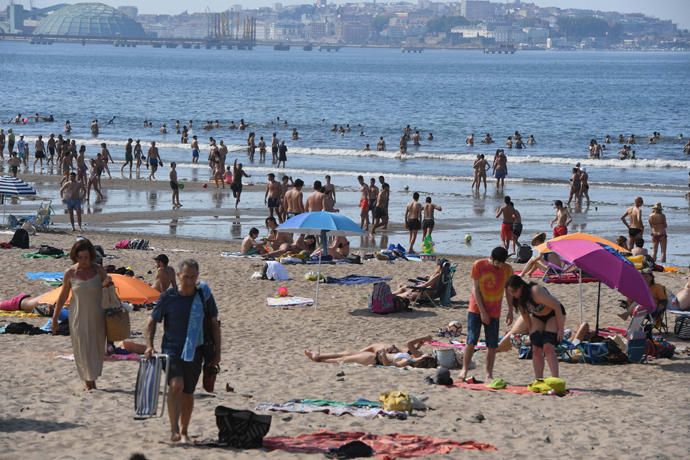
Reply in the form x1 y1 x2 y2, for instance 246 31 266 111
506 275 566 379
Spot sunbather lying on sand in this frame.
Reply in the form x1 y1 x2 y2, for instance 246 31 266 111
304 336 436 367
0 293 53 315
672 274 690 310
264 234 317 259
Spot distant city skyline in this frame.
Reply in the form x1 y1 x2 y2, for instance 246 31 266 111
11 0 690 29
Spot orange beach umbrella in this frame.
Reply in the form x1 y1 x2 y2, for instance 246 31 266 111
535 232 629 255
36 274 160 305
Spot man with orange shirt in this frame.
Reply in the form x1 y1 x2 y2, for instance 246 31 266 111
459 247 514 383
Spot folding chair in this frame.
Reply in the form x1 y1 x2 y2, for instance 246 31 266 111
134 354 169 419
411 260 457 307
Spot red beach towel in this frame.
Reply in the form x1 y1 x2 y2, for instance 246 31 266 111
263 430 496 459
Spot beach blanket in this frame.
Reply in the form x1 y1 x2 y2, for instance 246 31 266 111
267 296 314 307
427 340 487 350
452 381 535 395
58 353 141 362
0 322 49 334
26 271 64 281
0 310 41 319
22 252 65 259
256 399 404 419
220 251 262 259
324 275 392 285
517 269 597 284
263 431 496 458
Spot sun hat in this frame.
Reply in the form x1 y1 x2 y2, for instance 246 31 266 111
651 202 662 211
531 232 546 246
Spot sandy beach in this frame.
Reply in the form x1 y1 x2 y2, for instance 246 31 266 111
0 228 688 460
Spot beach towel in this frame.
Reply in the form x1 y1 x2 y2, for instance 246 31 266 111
426 340 487 350
58 353 142 362
181 283 210 362
221 251 262 259
0 310 42 319
263 431 496 458
0 322 49 335
26 271 64 281
452 381 535 395
256 399 404 419
267 296 314 307
324 275 392 285
517 269 597 284
22 252 65 259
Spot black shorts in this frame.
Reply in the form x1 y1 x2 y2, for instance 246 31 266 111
406 218 421 231
167 349 203 394
35 151 45 159
272 146 278 154
373 206 386 219
368 199 376 211
629 228 642 238
170 181 179 191
512 223 523 238
231 183 242 193
48 146 55 156
267 197 280 208
422 219 434 231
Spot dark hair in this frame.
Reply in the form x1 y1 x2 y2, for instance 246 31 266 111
314 180 322 189
249 227 259 236
268 173 275 179
635 238 645 248
554 200 563 207
357 175 363 181
425 197 432 203
70 239 97 264
490 246 508 263
265 216 277 227
294 179 304 188
413 192 419 200
409 355 438 369
504 196 511 204
506 275 536 311
178 258 199 272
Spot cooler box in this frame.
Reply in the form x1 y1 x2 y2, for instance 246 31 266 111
627 338 646 363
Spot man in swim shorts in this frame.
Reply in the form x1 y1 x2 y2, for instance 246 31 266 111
422 196 442 240
60 172 85 231
147 141 162 180
405 192 422 254
551 200 571 238
357 175 370 230
190 136 199 164
371 183 389 234
283 178 304 219
621 196 644 250
496 196 516 251
265 173 281 219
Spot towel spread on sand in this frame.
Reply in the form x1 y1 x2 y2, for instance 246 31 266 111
22 252 66 259
452 381 575 396
58 353 141 362
0 310 42 318
517 269 597 284
263 431 496 458
26 271 64 281
427 340 487 350
267 296 314 307
220 251 262 258
324 275 392 285
256 399 404 419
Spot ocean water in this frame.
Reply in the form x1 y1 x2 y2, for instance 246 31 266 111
1 43 689 262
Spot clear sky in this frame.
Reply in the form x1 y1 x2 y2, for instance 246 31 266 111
19 1 690 29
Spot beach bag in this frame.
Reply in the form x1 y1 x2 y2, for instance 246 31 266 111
646 337 675 359
674 316 690 340
105 308 130 341
9 228 29 248
102 285 121 310
38 245 64 256
128 239 149 250
379 391 413 413
115 239 130 249
433 348 461 369
368 282 394 314
214 406 272 449
515 244 532 264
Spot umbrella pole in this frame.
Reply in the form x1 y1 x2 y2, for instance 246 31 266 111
314 252 321 309
578 268 583 325
595 282 601 334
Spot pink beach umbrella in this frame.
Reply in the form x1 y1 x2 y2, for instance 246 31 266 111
547 239 656 332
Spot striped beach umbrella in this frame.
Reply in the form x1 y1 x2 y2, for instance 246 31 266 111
0 176 37 197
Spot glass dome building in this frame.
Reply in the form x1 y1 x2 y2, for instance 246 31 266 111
33 3 146 38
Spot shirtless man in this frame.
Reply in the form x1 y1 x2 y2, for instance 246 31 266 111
218 140 228 171
153 254 177 292
241 228 266 255
170 162 182 208
648 202 668 262
278 175 293 222
472 154 490 192
323 175 336 205
357 176 370 230
399 135 407 155
493 150 508 189
147 141 162 180
496 196 516 251
672 275 690 310
412 131 421 146
579 168 590 206
60 150 73 184
190 135 200 164
368 178 379 223
265 173 281 218
258 136 267 162
271 133 279 164
134 140 143 173
305 180 326 212
405 192 423 254
551 200 571 238
466 133 474 146
621 196 644 250
59 172 86 231
283 179 304 219
567 167 581 206
378 176 390 229
265 216 292 250
121 138 134 175
422 196 442 240
231 159 250 209
371 183 390 234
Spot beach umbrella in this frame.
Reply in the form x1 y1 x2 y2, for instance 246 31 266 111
535 232 629 255
36 274 161 305
547 239 655 333
0 175 37 222
277 211 363 307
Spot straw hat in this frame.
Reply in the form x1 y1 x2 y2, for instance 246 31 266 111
652 202 663 211
531 232 547 247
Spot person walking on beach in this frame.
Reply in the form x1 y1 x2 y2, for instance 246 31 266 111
170 162 182 209
283 178 304 219
145 259 221 444
147 141 162 180
368 178 379 224
133 140 143 174
567 167 581 206
459 247 513 383
121 138 134 176
265 173 281 219
271 133 279 164
357 176 370 230
33 135 45 171
278 141 288 168
231 159 250 209
621 196 644 250
52 240 110 390
506 275 566 380
405 192 422 254
371 183 390 234
190 135 199 164
60 172 86 231
648 202 667 262
496 196 516 251
551 200 571 237
422 196 442 240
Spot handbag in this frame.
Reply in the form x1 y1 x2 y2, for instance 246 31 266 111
101 284 121 310
214 406 271 448
105 308 130 342
674 316 690 340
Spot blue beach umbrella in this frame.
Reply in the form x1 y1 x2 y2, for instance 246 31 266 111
277 211 363 307
0 176 37 221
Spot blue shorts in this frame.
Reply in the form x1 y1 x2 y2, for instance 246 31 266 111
192 149 199 158
466 312 499 348
495 170 506 179
64 198 82 211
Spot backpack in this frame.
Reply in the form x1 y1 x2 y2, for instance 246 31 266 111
368 282 395 314
214 406 272 449
9 228 29 249
38 245 64 256
674 316 690 340
515 244 532 263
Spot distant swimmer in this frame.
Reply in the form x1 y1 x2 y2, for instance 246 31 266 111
91 119 99 136
64 120 71 133
160 123 167 134
330 124 337 132
627 134 636 144
683 140 690 154
505 136 513 149
214 120 220 129
364 143 370 151
106 116 116 125
482 133 493 144
359 130 365 136
239 119 247 130
175 120 180 133
515 137 525 149
412 131 421 146
527 135 536 145
427 132 434 141
399 135 408 155
604 134 611 144
465 133 474 146
228 120 237 129
377 136 386 151
422 196 442 240
291 128 299 140
181 125 188 143
190 135 199 164
551 200 571 238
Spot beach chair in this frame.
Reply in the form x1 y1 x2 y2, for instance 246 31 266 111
134 354 169 419
540 259 578 282
411 260 457 307
642 305 668 336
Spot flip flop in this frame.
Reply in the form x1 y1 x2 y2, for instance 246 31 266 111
464 376 483 384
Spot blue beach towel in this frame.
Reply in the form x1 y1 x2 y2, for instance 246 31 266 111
26 271 63 281
181 282 210 362
324 275 392 285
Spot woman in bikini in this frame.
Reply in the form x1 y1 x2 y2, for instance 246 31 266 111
304 336 436 368
506 275 566 379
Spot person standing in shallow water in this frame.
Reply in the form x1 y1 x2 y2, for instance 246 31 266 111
52 240 111 391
